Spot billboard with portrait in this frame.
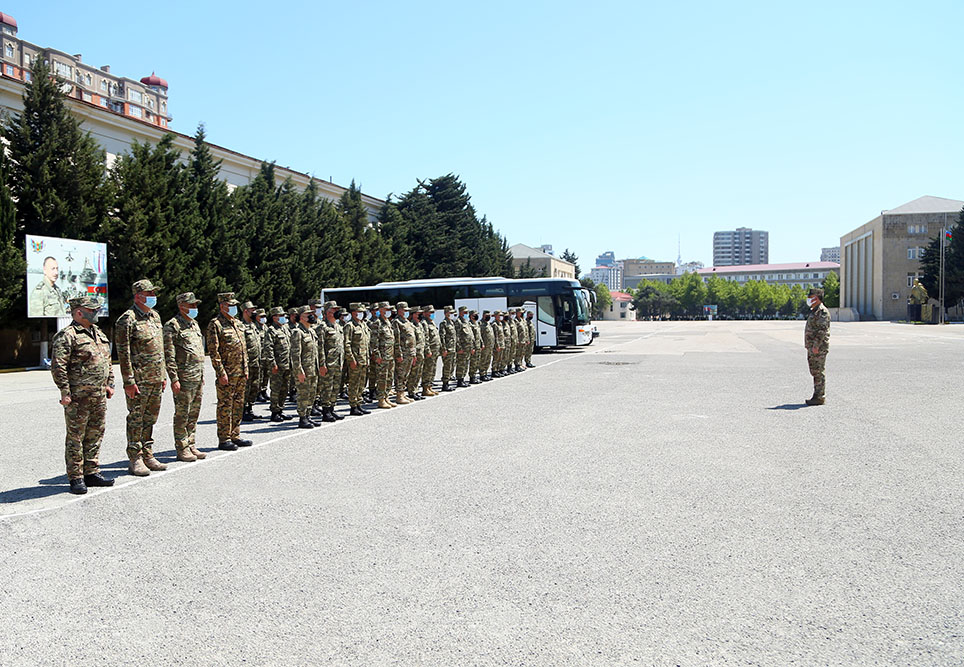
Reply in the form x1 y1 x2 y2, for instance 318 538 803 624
25 235 108 318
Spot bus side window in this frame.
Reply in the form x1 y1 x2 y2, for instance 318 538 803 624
538 296 554 323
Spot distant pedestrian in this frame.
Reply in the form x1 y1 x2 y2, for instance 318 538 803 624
804 288 830 406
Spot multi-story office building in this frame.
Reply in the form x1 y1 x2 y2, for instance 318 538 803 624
698 262 838 288
595 251 616 267
820 246 841 263
619 257 676 279
840 195 963 320
590 264 622 292
0 12 171 129
713 228 769 266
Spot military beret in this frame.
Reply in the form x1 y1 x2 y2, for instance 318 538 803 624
323 300 339 310
269 306 285 316
218 292 240 305
240 300 256 311
176 292 200 304
69 296 99 310
422 305 435 313
395 301 409 310
132 278 157 294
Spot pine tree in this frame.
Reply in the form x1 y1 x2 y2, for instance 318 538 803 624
561 249 580 278
2 59 111 245
0 150 25 321
184 125 225 318
339 181 392 285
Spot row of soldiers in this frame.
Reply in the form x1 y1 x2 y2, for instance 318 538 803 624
49 279 536 495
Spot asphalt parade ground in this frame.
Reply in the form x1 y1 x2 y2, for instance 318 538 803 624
1 320 962 664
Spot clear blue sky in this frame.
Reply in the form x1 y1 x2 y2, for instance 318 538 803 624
10 0 964 271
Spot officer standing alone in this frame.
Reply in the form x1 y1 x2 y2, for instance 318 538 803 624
804 288 830 406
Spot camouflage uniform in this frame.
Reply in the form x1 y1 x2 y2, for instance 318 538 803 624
256 308 270 398
318 303 345 409
438 308 457 386
264 308 292 416
408 310 425 397
479 313 495 378
514 310 527 368
206 293 249 443
115 281 166 464
468 312 482 382
805 296 831 401
163 293 206 458
526 314 536 365
344 304 371 409
505 314 519 371
367 306 380 399
373 304 397 402
492 314 506 375
421 306 440 393
392 302 417 400
30 278 67 317
50 298 114 481
286 308 300 398
240 302 262 413
455 308 473 382
290 309 320 418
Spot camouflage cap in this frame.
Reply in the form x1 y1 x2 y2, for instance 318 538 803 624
482 309 491 315
349 302 364 312
809 288 825 299
287 307 299 316
395 301 409 310
240 300 256 311
458 305 468 313
69 296 99 310
323 300 339 310
308 298 323 307
469 309 478 316
297 305 312 315
218 292 240 305
422 305 435 313
443 305 455 313
255 308 266 316
176 292 201 304
268 306 285 316
376 301 392 310
132 278 157 294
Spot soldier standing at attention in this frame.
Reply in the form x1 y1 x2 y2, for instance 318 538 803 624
255 308 271 402
308 299 326 414
50 297 115 494
291 306 321 429
514 308 528 372
206 292 252 450
115 279 167 477
240 301 264 422
317 301 345 422
392 302 417 405
373 301 398 409
479 310 495 381
408 307 426 400
468 310 482 384
264 307 293 422
454 305 472 387
525 310 536 368
344 303 372 416
491 311 505 377
365 303 379 402
438 305 457 391
162 292 207 463
286 307 300 401
804 288 830 406
420 305 440 396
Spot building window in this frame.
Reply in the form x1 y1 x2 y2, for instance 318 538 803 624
85 73 92 86
129 105 142 118
128 89 142 104
160 101 166 112
100 79 108 92
23 71 30 82
146 97 154 109
3 64 12 76
98 96 107 107
4 43 12 58
81 91 92 103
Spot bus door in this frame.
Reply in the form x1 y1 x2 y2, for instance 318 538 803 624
536 296 556 347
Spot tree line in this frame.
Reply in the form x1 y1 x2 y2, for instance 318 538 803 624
0 61 513 327
919 208 964 309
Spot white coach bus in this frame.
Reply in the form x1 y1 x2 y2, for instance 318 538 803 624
322 277 593 348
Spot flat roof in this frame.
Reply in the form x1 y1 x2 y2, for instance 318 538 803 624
698 262 839 274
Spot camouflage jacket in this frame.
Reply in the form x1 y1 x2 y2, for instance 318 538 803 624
318 319 345 371
412 319 425 356
438 319 457 353
115 305 165 386
422 319 440 356
264 323 291 370
469 321 482 351
290 323 319 376
805 303 831 353
254 320 270 364
163 313 205 384
344 319 371 366
493 321 505 349
505 318 518 346
373 318 396 359
481 320 495 349
51 321 115 397
527 319 536 346
30 279 67 317
515 318 528 347
392 317 417 358
455 318 473 352
242 319 262 364
206 313 249 378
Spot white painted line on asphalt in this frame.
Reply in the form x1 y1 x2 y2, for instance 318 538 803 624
1 327 674 523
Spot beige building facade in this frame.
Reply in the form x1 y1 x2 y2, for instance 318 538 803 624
509 244 576 279
840 195 963 321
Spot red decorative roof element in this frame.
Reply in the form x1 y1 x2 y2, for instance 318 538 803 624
610 291 633 301
0 12 17 28
140 72 168 88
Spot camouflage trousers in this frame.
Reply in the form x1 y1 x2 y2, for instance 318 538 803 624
808 352 827 399
347 362 368 407
125 381 163 458
269 366 290 414
63 388 107 480
216 375 246 442
515 341 525 366
173 379 203 453
469 349 479 377
455 350 469 380
441 352 455 383
260 360 270 393
319 360 343 407
368 357 377 397
479 347 492 376
376 358 395 400
525 339 534 364
245 364 261 406
492 347 502 372
421 354 437 389
340 362 350 395
407 355 423 394
296 374 317 417
394 354 414 394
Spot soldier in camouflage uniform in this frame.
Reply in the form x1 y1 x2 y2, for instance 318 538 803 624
264 307 293 422
50 296 116 494
291 305 321 429
392 301 417 405
317 300 345 422
286 307 300 401
492 311 506 377
420 305 440 396
407 307 426 400
454 305 473 387
438 305 457 391
367 303 380 402
479 310 495 381
804 287 830 406
307 298 326 413
373 301 397 409
206 292 252 449
468 310 482 384
337 305 351 400
506 309 520 374
525 310 536 368
115 279 168 476
240 301 264 422
163 292 207 463
514 308 528 372
255 307 270 401
30 256 68 317
344 303 372 416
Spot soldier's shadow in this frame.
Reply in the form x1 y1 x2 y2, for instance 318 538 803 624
766 403 810 410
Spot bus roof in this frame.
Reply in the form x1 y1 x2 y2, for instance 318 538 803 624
325 277 581 291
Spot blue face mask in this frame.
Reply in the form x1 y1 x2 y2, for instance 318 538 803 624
278 316 287 325
187 308 198 319
400 311 408 319
227 305 238 317
144 296 157 309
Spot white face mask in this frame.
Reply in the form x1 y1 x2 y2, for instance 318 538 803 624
807 297 816 307
258 317 266 324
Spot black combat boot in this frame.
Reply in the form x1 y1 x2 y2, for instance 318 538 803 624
456 379 467 388
298 416 315 429
470 375 480 385
218 441 238 451
232 438 253 447
242 406 255 422
349 406 365 416
281 412 294 421
332 407 345 420
310 403 323 417
83 473 114 487
68 478 87 495
270 411 284 423
526 362 535 368
321 406 337 423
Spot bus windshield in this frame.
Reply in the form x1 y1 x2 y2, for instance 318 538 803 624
572 288 590 324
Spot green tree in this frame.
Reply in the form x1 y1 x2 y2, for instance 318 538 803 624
593 283 612 318
561 248 580 278
339 181 393 285
185 125 228 319
920 209 964 310
822 271 840 308
0 150 24 320
670 272 707 316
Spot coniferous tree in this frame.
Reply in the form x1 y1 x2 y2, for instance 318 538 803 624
561 249 580 278
339 181 392 285
920 210 964 309
182 125 223 317
0 150 25 320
